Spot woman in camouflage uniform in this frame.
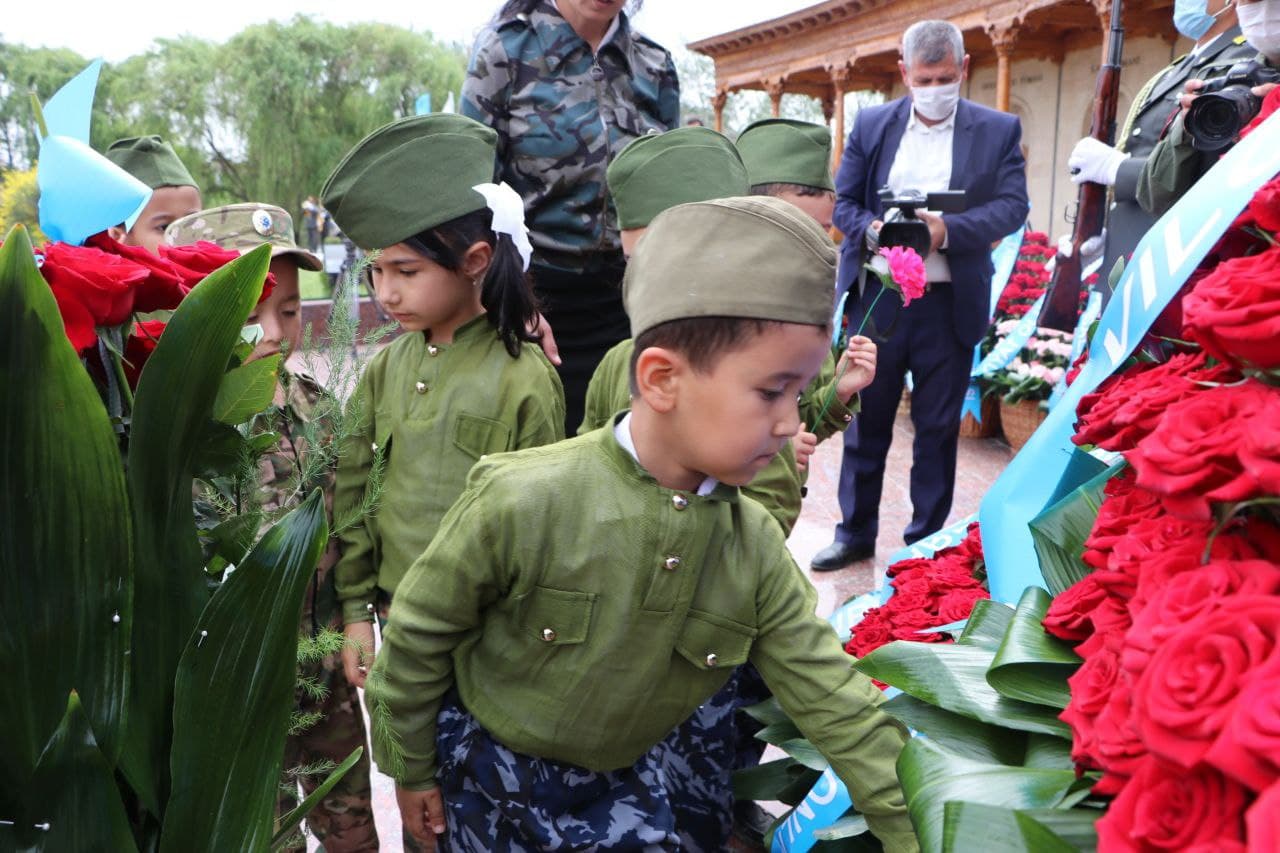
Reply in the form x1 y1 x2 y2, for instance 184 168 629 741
461 0 679 434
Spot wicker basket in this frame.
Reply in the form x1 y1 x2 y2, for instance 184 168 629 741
1000 398 1049 452
959 395 1001 439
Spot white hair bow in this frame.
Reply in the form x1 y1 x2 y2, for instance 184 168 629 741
472 182 533 271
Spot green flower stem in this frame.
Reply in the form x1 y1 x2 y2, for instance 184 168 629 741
29 91 49 139
813 283 889 426
111 348 135 411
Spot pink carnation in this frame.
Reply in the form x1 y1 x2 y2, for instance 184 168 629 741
879 246 927 307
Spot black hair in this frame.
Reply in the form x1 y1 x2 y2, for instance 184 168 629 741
627 316 777 396
404 208 542 358
497 0 643 21
751 183 835 200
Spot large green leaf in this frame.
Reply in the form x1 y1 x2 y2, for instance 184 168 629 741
988 588 1081 709
955 600 1014 650
881 694 1027 766
213 354 281 425
742 696 790 727
779 738 830 772
160 489 328 852
732 757 822 806
271 746 364 850
10 692 136 851
854 642 1070 739
0 226 132 808
897 738 1081 853
1030 461 1119 596
121 244 271 814
941 802 1099 853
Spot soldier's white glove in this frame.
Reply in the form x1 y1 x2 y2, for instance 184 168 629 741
1056 231 1106 263
1069 137 1128 186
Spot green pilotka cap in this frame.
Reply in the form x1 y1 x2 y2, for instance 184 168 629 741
105 135 198 190
736 119 835 192
624 196 836 337
164 203 323 271
606 127 750 230
321 114 498 250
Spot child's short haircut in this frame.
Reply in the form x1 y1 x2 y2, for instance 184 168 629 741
627 316 776 394
751 182 836 199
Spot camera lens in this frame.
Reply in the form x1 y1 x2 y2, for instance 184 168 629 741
1186 90 1261 152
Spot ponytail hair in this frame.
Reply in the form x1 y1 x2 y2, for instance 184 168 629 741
404 208 542 358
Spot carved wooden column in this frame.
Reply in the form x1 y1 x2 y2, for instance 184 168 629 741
712 89 728 133
986 23 1020 113
765 78 786 117
829 64 856 170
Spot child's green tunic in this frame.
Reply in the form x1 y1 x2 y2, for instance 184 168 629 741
333 315 565 624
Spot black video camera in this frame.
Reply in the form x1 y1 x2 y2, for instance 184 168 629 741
1185 60 1280 152
876 188 966 258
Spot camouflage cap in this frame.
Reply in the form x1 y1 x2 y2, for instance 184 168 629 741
104 135 199 190
164 203 323 271
736 119 835 192
606 127 750 230
623 196 836 337
321 114 497 250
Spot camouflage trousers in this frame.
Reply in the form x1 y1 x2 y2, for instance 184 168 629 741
434 691 681 851
278 653 378 852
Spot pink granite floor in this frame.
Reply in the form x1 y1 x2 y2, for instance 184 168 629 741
340 399 1013 850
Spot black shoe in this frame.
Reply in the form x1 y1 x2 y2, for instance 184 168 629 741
810 541 875 572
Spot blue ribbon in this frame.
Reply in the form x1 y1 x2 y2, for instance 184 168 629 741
972 293 1046 378
980 113 1280 604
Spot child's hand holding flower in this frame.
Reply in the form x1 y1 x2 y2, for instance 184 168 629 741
835 335 878 402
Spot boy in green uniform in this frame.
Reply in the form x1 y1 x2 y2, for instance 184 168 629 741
737 117 838 228
372 196 917 853
104 135 203 254
166 204 378 852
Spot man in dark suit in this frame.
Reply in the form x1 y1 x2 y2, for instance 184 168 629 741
812 19 1030 571
1066 0 1252 279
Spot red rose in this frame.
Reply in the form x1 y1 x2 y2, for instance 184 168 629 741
1060 634 1121 768
39 242 151 352
1247 175 1280 234
1091 685 1147 793
158 240 276 302
1129 520 1280 614
1239 86 1280 140
1044 574 1111 644
1074 351 1239 453
1081 471 1164 571
936 587 988 622
922 563 984 590
885 556 934 578
123 320 166 388
889 575 935 598
883 590 934 625
85 232 190 312
1133 597 1280 771
1202 657 1280 793
1182 245 1280 370
1130 381 1278 520
847 608 892 658
1246 780 1280 852
1095 757 1248 850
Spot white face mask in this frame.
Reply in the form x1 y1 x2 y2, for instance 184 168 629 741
911 81 962 121
1239 0 1280 60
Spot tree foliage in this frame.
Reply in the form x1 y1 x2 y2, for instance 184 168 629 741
0 18 466 225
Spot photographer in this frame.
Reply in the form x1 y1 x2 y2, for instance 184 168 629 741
1066 0 1254 275
812 20 1029 572
1136 0 1280 216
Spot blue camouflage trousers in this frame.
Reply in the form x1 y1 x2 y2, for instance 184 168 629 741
435 692 681 851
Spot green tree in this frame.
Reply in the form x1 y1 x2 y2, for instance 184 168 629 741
0 41 91 169
0 166 44 242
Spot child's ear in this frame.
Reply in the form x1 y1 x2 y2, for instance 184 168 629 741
107 224 128 243
459 240 494 282
634 346 686 414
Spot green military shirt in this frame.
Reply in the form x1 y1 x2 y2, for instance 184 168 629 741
333 315 565 624
578 338 856 533
368 422 915 853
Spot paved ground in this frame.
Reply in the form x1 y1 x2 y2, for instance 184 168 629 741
329 396 1013 850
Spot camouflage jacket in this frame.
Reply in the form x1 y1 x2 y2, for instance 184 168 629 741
461 1 679 269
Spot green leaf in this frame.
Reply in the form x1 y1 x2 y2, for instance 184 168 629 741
270 746 364 850
742 696 790 727
202 512 262 566
778 738 830 772
213 354 281 425
1030 460 1120 595
897 738 1081 853
956 600 1014 650
1023 734 1074 771
941 802 1099 853
881 694 1027 766
10 693 137 852
121 243 271 814
732 757 823 806
854 642 1070 739
988 588 1082 709
0 225 132 808
814 813 870 841
248 430 282 454
754 719 805 746
192 420 250 480
160 489 328 852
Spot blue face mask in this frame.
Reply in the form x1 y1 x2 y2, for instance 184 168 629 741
1173 0 1231 40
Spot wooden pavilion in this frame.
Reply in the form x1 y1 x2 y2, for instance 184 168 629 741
690 0 1193 237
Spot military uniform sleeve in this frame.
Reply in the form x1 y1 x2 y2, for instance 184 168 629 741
461 26 515 163
800 351 858 442
333 362 381 624
656 49 680 130
365 471 512 789
1135 114 1210 217
750 554 918 853
515 351 568 448
579 339 633 435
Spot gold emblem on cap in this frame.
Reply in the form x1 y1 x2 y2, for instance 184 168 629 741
252 208 274 236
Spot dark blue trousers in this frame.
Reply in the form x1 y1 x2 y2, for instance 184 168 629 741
835 282 972 549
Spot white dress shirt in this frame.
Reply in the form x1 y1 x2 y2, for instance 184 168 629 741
885 106 956 282
615 412 718 496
